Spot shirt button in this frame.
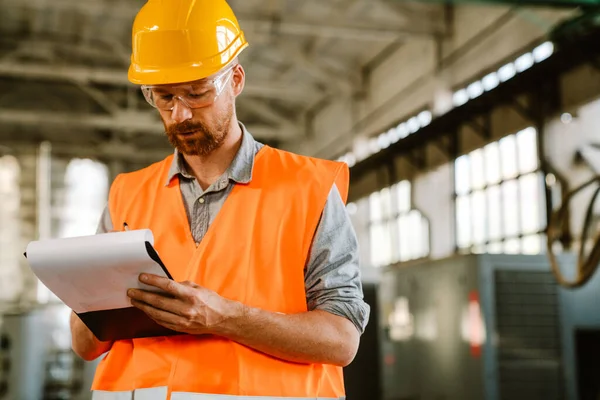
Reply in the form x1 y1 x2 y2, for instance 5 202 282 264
199 198 205 204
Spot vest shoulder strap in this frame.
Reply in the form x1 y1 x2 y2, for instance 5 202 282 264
258 147 349 205
108 155 173 226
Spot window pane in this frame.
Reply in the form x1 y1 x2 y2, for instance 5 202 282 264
455 155 471 195
369 191 382 222
58 159 109 241
407 210 423 260
499 135 518 180
504 238 521 254
487 185 502 240
502 180 519 237
470 149 485 190
472 190 486 244
456 195 471 248
398 216 411 262
484 142 501 185
517 127 538 174
420 217 430 258
522 234 542 255
520 173 541 234
472 244 486 254
370 222 392 267
0 155 22 303
379 188 393 219
396 181 411 213
488 242 503 254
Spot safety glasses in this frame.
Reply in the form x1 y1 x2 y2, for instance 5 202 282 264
141 63 236 111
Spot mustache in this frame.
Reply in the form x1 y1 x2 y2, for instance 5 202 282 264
166 120 209 135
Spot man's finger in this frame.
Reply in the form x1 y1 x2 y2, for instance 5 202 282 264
130 299 189 330
127 289 187 315
139 274 193 298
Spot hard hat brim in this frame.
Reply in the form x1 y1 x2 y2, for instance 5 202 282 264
128 36 248 86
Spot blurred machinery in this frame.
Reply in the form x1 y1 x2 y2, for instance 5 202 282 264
344 283 383 400
0 305 99 400
378 253 600 400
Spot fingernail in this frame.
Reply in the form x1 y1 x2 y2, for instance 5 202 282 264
140 274 148 282
127 289 135 297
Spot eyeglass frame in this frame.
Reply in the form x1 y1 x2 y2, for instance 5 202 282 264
140 63 237 111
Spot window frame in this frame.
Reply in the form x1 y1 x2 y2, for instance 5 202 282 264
453 127 548 255
368 180 431 267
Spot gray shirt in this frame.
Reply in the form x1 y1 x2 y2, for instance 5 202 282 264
97 125 370 334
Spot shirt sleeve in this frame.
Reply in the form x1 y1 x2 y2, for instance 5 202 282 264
96 204 114 234
304 183 371 335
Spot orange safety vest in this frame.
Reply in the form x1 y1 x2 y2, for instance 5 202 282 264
91 146 349 400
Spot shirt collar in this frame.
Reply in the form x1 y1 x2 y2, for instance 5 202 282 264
165 122 257 186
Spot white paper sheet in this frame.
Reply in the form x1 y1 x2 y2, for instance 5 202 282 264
25 229 170 313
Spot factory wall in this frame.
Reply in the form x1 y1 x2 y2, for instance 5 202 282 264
349 89 600 283
297 4 575 160
291 3 599 283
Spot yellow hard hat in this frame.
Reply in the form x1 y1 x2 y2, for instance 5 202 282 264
128 0 248 85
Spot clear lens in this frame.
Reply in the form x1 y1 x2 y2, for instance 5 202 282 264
141 64 235 110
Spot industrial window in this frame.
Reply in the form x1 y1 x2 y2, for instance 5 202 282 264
0 155 23 303
369 181 430 267
37 157 109 304
58 158 109 238
454 127 546 255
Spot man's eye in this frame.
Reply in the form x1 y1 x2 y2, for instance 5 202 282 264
189 92 210 98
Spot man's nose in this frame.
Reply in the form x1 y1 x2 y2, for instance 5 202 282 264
171 98 193 123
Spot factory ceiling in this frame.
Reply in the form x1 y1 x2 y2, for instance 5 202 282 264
0 0 448 164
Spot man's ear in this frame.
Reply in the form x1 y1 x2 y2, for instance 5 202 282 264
231 64 245 98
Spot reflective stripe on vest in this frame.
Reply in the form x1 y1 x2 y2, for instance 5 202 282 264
92 387 345 400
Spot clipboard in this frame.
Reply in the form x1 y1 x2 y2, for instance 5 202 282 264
24 229 182 342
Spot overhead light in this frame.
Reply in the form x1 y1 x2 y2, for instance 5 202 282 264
546 173 557 186
561 113 572 124
533 41 554 63
397 122 409 139
378 132 391 149
368 137 381 154
453 89 469 107
407 117 420 134
353 138 371 162
515 53 534 73
498 63 516 82
387 127 401 144
482 72 499 91
417 110 432 127
467 81 484 99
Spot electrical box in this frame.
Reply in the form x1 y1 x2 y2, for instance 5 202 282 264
0 310 48 400
378 253 600 400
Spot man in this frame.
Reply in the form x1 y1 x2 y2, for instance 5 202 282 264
69 0 369 399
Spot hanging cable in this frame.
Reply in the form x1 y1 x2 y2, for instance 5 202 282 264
546 174 600 288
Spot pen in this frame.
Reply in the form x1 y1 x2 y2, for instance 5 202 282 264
123 222 130 231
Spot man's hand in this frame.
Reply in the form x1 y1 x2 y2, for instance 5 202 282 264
127 274 243 335
128 273 359 367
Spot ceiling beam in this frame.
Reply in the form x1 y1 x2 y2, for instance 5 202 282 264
0 108 163 134
267 43 353 95
0 61 315 103
242 17 437 41
0 108 293 141
243 100 299 134
1 140 172 164
2 0 444 39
